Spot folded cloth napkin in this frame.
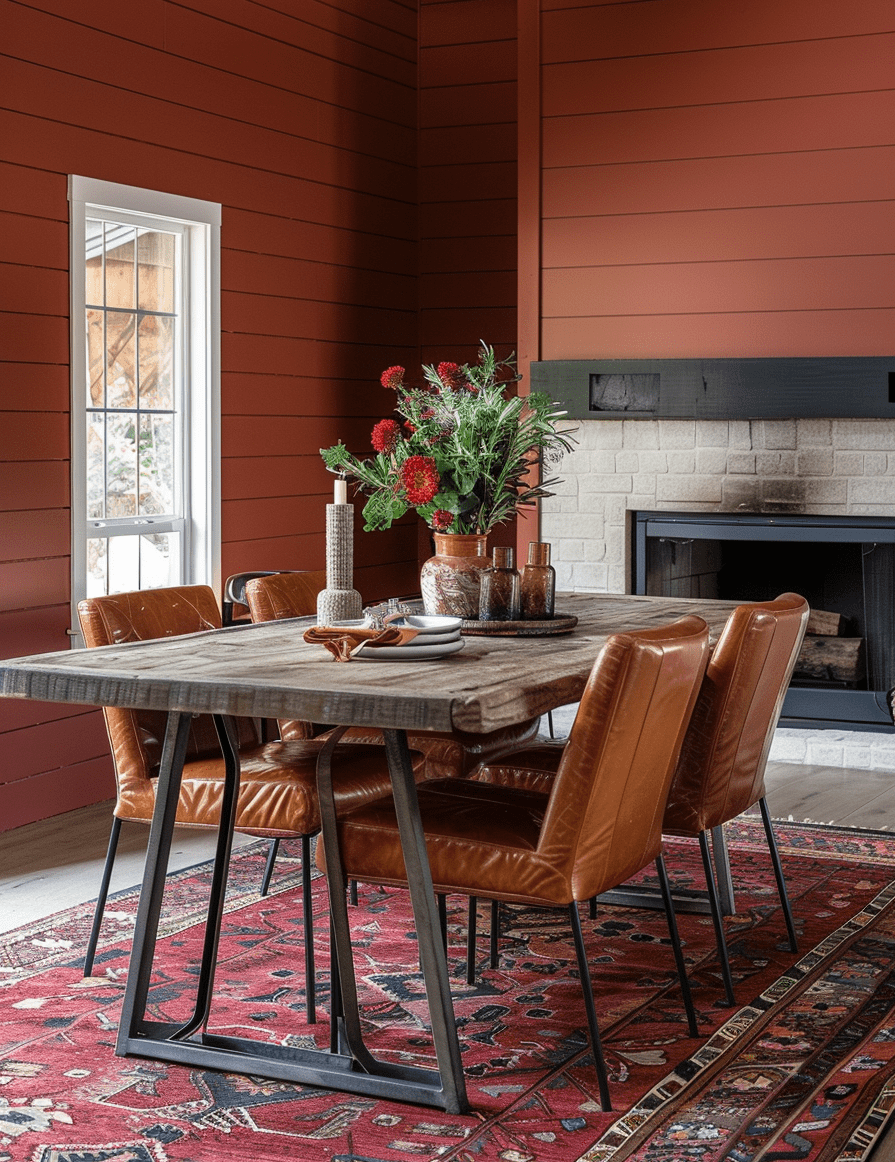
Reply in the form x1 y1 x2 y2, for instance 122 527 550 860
303 624 419 661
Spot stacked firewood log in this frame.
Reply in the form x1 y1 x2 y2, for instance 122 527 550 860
793 609 864 683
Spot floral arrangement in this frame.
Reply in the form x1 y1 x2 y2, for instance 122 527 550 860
320 343 575 535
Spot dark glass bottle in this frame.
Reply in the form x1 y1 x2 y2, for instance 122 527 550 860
521 542 556 619
479 546 521 620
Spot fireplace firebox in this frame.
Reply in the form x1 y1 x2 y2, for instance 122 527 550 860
633 511 895 732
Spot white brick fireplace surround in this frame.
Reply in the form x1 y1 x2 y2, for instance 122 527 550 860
541 417 895 773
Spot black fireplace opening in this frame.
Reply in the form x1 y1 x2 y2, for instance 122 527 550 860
633 511 895 732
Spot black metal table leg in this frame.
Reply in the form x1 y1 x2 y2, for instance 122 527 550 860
316 726 469 1113
382 728 469 1114
168 714 241 1040
116 712 193 1051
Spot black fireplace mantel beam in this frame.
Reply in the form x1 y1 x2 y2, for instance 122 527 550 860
532 357 895 421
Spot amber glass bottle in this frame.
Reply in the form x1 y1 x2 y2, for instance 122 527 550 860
521 542 556 619
479 546 521 620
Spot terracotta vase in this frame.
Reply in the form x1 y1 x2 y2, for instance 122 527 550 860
420 533 491 618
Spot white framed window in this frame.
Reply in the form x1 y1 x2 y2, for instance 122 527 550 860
68 177 221 646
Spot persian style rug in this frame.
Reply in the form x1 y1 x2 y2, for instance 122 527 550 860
2 819 895 1161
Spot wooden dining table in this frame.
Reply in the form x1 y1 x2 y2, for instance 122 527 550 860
0 591 739 1114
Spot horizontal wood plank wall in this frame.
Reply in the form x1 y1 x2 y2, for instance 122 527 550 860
537 0 895 358
0 0 419 830
418 0 518 365
418 0 520 555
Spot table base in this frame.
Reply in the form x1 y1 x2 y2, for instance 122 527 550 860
114 712 469 1115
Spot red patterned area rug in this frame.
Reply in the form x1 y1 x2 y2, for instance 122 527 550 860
2 819 895 1162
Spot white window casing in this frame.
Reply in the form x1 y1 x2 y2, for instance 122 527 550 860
68 177 221 646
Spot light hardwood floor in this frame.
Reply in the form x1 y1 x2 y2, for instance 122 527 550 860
2 757 894 936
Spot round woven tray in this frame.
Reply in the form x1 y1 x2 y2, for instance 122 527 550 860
460 613 578 636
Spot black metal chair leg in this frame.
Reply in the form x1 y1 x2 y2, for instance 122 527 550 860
489 899 500 969
301 833 316 1024
466 897 477 985
547 709 555 738
84 815 122 977
589 896 597 920
654 854 699 1037
437 893 448 952
568 903 612 1111
260 837 280 897
329 917 343 1054
698 831 737 1006
349 879 358 906
759 797 798 953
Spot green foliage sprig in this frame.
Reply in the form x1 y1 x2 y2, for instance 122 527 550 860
321 343 576 534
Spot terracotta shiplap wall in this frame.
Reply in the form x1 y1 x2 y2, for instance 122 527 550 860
418 0 518 367
0 0 419 830
417 0 520 556
537 0 895 359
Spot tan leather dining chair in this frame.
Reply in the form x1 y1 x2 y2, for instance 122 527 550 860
78 584 425 1025
318 615 711 1110
471 592 810 1007
661 591 809 1002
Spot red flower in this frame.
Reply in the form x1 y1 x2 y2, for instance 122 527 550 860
380 365 405 390
437 361 463 389
371 418 400 454
432 509 454 531
400 455 440 505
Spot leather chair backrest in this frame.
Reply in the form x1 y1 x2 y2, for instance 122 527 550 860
663 592 809 836
244 570 327 623
77 586 257 819
536 616 710 902
243 571 327 742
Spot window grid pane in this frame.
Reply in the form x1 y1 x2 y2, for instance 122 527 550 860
85 220 181 527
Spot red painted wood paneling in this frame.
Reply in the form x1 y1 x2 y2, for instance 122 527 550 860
0 412 69 462
0 210 68 269
419 0 518 359
223 212 417 272
0 264 68 317
222 455 337 500
542 147 895 219
0 0 421 830
532 1 895 365
543 257 895 319
543 202 895 269
541 0 895 61
0 557 69 615
0 462 68 513
0 711 108 785
0 757 115 832
0 699 95 735
542 35 895 117
0 510 69 562
542 311 895 360
542 90 895 171
0 604 72 661
0 161 67 218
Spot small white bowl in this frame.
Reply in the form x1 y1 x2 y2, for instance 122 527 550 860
396 615 463 634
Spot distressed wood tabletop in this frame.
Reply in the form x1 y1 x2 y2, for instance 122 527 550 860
0 593 740 734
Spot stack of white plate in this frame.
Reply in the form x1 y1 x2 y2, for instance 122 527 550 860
335 615 465 661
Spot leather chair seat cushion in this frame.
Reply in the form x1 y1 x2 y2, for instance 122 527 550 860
115 740 425 838
319 778 581 906
471 741 564 794
284 716 542 781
